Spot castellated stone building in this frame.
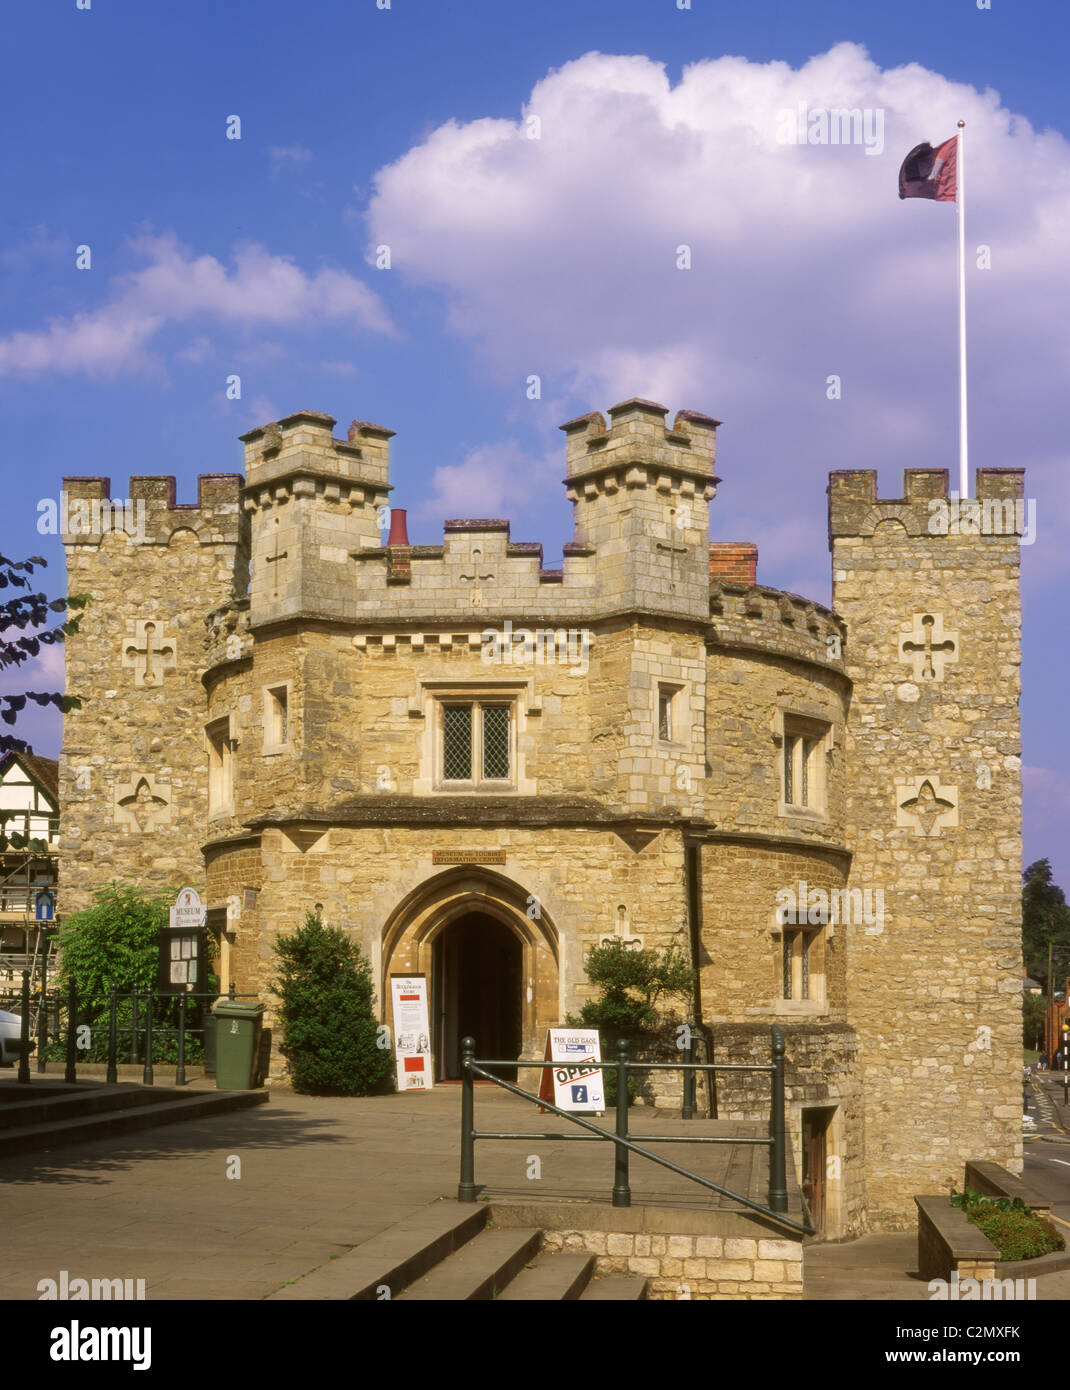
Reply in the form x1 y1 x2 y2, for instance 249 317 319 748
58 399 1025 1235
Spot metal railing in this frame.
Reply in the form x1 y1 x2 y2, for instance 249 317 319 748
3 972 257 1087
457 1027 814 1235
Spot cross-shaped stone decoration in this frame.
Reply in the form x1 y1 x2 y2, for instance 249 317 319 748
121 621 176 688
899 612 958 682
895 776 958 838
115 774 171 832
459 549 494 606
264 529 289 598
599 906 644 952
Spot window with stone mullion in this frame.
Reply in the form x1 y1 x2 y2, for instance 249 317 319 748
442 704 473 781
481 704 510 780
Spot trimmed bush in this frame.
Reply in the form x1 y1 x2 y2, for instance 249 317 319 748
567 940 696 1106
273 912 394 1096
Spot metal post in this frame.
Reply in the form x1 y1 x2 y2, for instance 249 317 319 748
143 992 154 1087
36 949 48 1072
65 979 78 1083
682 1026 695 1121
106 986 118 1085
129 989 139 1064
769 1025 788 1214
458 1036 477 1200
176 994 187 1087
229 981 236 1001
17 970 31 1083
612 1040 631 1208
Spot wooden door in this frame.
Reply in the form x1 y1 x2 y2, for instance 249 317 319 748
801 1109 829 1234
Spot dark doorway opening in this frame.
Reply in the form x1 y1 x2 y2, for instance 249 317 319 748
432 912 523 1081
801 1106 836 1237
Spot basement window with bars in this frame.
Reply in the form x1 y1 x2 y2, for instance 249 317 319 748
439 701 513 787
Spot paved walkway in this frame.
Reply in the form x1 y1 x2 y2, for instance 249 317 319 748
4 1080 1067 1301
0 1085 797 1301
805 1234 1070 1301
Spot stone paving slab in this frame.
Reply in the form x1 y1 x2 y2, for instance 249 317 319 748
1 1085 797 1302
804 1232 1070 1302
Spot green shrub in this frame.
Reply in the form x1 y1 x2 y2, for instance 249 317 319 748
43 996 208 1065
566 940 696 1107
602 1067 639 1108
273 912 394 1096
950 1187 1065 1261
55 880 172 1000
44 881 213 1063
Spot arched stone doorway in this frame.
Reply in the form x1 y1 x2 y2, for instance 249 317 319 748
381 869 560 1081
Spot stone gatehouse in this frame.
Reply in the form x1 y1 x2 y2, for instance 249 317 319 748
58 397 1025 1234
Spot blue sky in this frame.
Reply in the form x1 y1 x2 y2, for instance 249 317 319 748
2 0 1067 885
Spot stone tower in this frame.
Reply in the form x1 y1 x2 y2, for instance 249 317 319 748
562 398 719 623
829 466 1025 1226
58 474 247 912
240 410 394 626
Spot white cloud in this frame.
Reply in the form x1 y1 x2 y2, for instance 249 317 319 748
0 234 396 378
413 441 557 523
365 43 1070 585
269 143 314 175
0 225 69 272
176 336 214 364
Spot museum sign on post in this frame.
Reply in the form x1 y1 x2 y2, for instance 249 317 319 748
159 887 207 994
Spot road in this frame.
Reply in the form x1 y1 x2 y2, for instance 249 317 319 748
1023 1071 1070 1236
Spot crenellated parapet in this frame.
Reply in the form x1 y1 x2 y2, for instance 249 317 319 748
709 582 847 676
60 473 244 548
828 467 1027 545
561 398 719 491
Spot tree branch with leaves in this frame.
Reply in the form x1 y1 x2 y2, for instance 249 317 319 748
0 551 91 757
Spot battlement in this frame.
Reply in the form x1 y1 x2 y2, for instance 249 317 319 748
561 399 721 500
240 410 392 493
708 581 846 674
60 473 244 546
828 468 1028 544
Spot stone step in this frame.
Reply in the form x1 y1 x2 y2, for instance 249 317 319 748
495 1251 594 1301
0 1082 179 1130
579 1274 649 1300
0 1087 268 1154
267 1201 489 1300
396 1228 541 1301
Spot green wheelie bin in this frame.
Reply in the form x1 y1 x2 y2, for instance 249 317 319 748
212 999 265 1089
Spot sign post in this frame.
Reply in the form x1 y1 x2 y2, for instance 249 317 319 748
159 887 207 995
390 975 433 1092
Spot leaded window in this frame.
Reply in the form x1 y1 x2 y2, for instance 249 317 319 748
440 702 512 785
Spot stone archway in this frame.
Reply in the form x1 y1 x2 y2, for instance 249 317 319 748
381 869 560 1077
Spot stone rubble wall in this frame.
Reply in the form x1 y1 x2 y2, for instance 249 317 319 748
830 467 1024 1227
540 1228 803 1300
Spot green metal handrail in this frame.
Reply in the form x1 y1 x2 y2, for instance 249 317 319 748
457 1029 813 1235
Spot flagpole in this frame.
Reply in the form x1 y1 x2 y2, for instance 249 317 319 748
957 119 968 499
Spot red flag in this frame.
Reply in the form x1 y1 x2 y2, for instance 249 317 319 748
898 136 957 202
